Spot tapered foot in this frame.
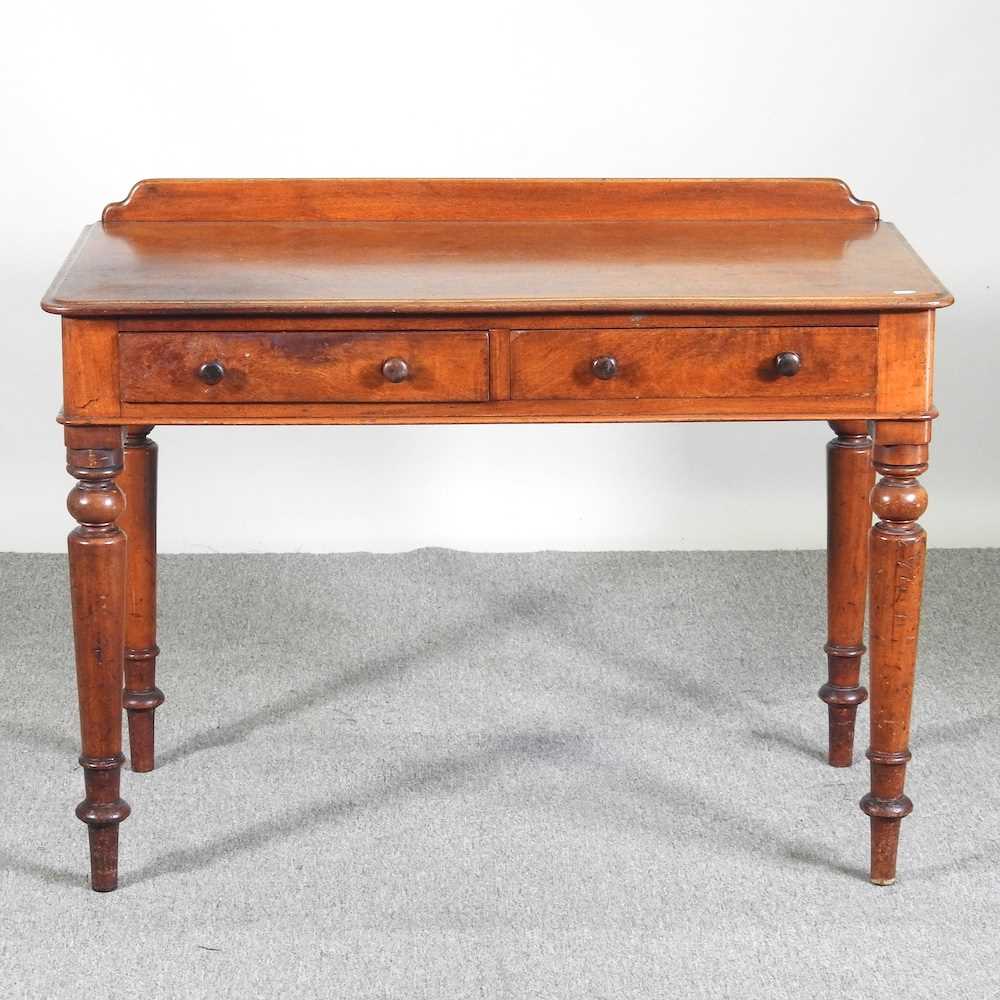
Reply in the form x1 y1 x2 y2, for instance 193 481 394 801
123 655 163 773
76 757 131 890
861 770 913 886
819 658 868 767
87 827 120 892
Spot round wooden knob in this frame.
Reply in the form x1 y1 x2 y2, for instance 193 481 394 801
381 357 409 383
198 360 225 385
591 355 618 380
774 351 801 376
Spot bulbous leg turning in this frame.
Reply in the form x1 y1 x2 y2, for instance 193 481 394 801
861 419 930 886
66 426 130 891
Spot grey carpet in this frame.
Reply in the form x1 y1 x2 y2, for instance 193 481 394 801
0 550 998 999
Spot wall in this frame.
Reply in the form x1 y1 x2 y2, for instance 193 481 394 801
2 0 997 552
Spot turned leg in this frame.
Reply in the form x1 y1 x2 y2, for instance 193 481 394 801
820 420 873 766
861 419 930 885
121 426 162 772
66 426 130 891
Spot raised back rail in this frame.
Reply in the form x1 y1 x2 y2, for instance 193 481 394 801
102 178 879 225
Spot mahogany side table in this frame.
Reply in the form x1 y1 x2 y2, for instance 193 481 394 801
42 178 951 891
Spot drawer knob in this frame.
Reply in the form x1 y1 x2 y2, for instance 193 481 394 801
591 355 618 380
381 357 410 383
774 351 801 376
198 360 225 385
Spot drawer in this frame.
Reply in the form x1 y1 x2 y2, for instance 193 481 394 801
509 326 876 400
119 330 490 403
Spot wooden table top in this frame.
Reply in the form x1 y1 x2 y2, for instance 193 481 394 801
42 178 952 316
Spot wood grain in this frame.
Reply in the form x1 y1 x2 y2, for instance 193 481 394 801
118 312 880 331
42 219 950 316
65 425 129 891
102 178 880 224
106 397 895 425
54 309 940 426
119 330 490 403
509 327 876 401
488 330 511 401
45 178 951 891
61 319 120 420
861 418 931 885
120 427 163 773
820 421 873 766
877 311 935 413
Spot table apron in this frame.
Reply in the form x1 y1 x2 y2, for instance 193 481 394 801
59 311 935 425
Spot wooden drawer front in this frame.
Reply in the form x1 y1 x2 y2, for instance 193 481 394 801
509 326 876 400
119 331 490 403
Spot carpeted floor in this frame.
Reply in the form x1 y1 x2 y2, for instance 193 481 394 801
0 549 997 999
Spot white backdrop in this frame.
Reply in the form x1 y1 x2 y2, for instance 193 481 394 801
2 0 997 552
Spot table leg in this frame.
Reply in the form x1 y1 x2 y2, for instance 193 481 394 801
861 419 930 885
820 420 872 766
121 426 163 773
66 425 130 891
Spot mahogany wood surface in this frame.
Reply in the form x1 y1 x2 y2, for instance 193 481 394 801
43 179 949 316
509 326 876 401
65 425 130 891
118 312 880 330
861 419 931 885
120 427 163 772
120 330 490 403
42 219 949 317
101 177 881 224
821 421 873 766
44 179 951 890
59 311 935 425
